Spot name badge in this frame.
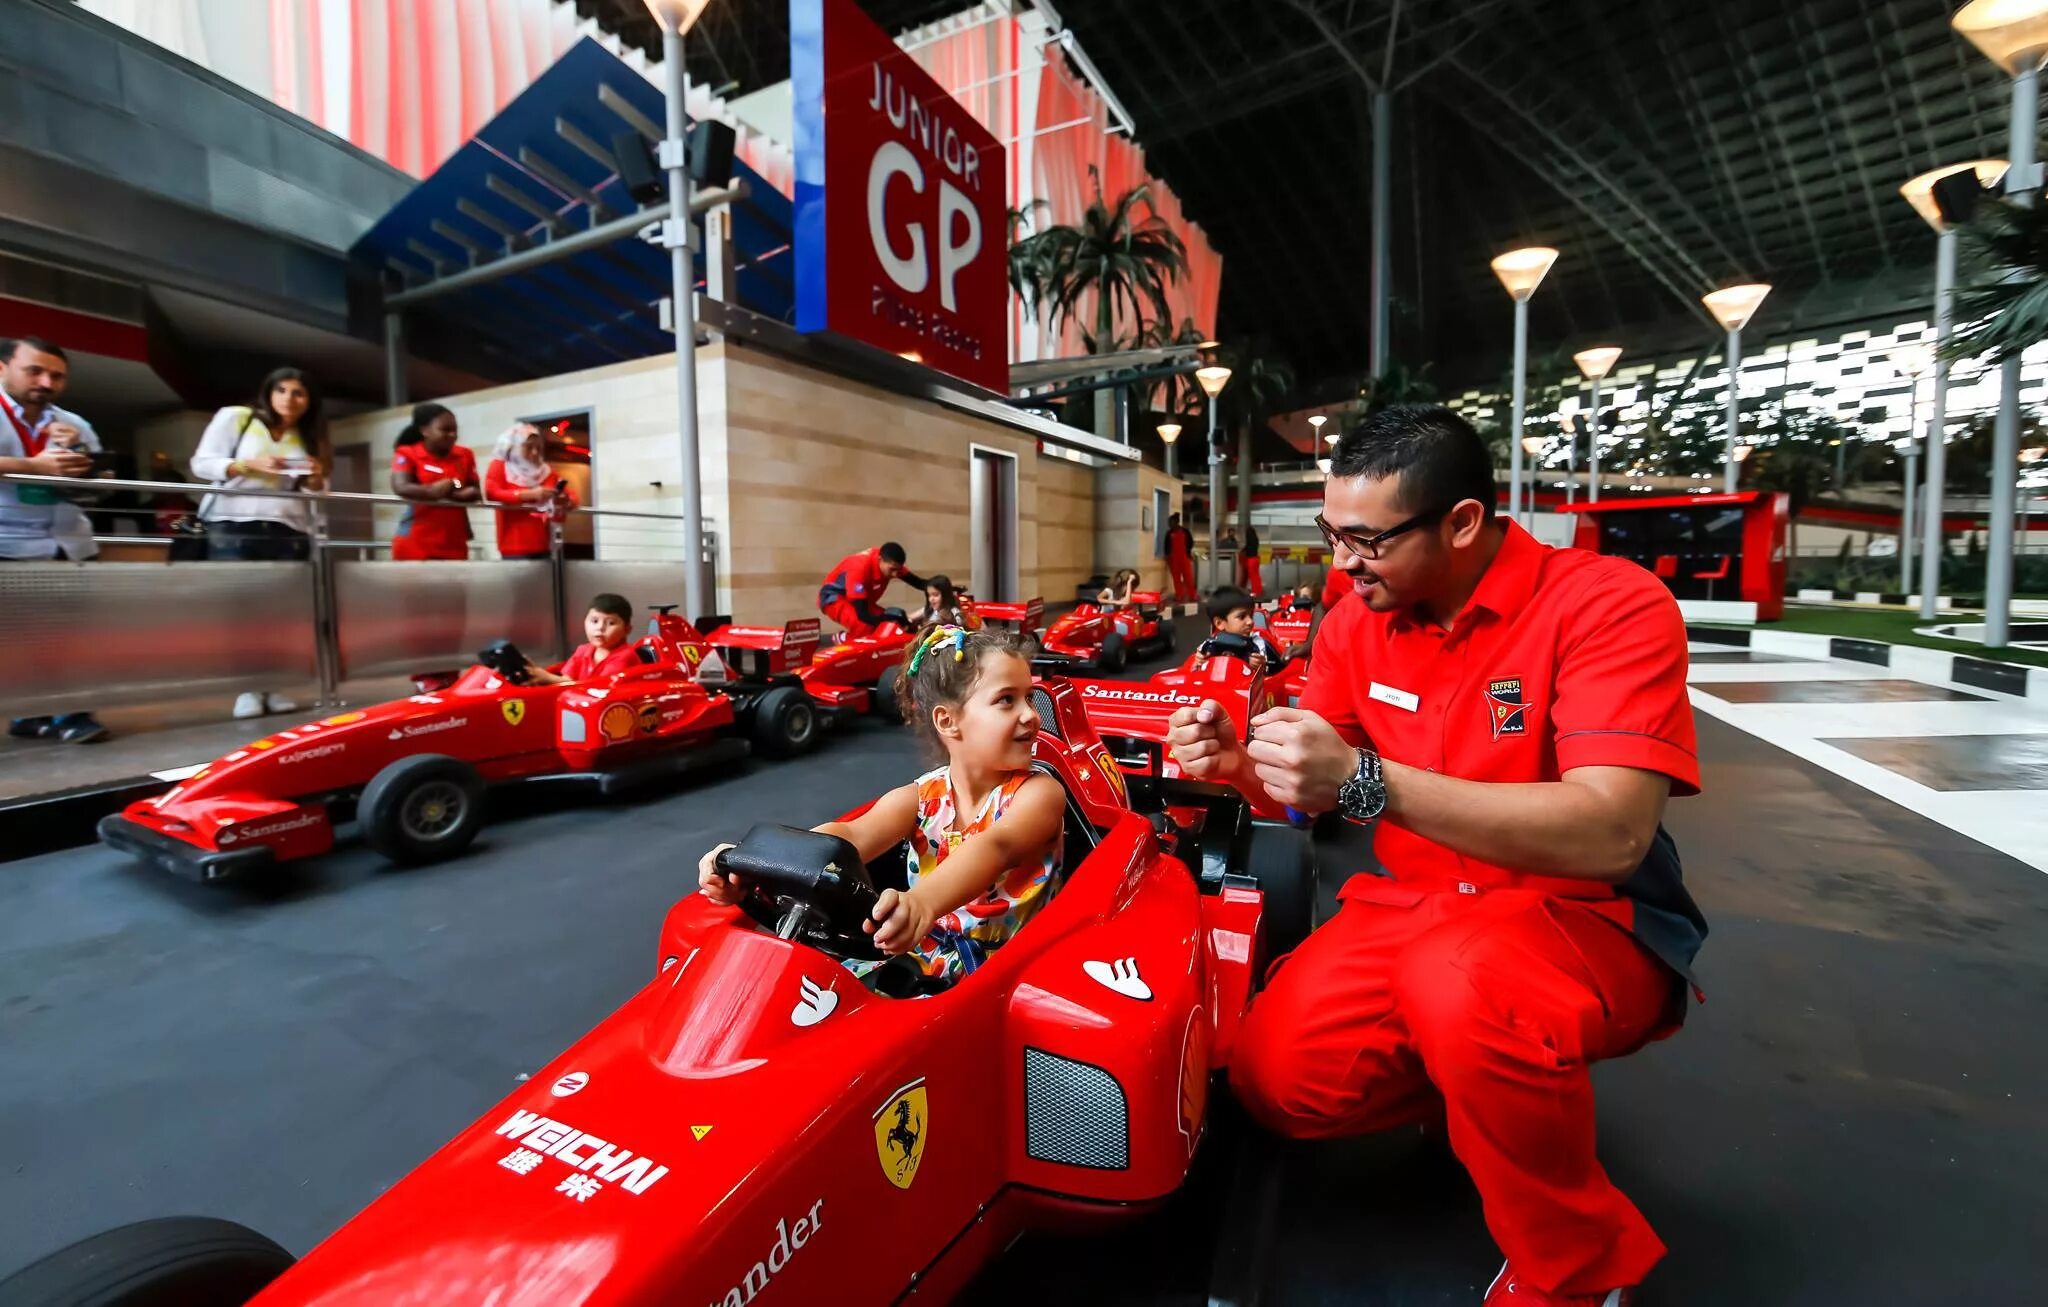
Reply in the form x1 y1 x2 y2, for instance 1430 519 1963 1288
1369 682 1419 713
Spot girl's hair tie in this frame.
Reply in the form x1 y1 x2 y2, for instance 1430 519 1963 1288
909 624 967 674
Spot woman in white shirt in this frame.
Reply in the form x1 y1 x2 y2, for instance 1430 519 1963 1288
191 368 325 564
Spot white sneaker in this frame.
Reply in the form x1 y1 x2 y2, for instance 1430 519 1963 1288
232 693 265 719
263 693 299 714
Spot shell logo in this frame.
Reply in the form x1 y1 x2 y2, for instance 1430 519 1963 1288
599 703 637 743
321 711 367 726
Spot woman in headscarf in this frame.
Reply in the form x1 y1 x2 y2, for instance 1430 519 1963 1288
483 421 575 560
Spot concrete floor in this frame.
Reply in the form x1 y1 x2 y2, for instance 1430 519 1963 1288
1 695 2044 1303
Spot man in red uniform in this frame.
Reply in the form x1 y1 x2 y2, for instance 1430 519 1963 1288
817 541 920 638
1168 406 1703 1306
1163 512 1197 603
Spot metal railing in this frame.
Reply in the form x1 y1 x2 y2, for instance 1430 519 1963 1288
1 472 717 715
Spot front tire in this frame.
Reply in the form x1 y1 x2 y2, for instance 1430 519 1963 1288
751 685 819 757
1246 821 1317 965
359 754 485 866
0 1217 294 1307
1097 630 1128 673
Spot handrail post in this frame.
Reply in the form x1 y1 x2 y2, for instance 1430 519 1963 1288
309 498 343 708
550 514 569 660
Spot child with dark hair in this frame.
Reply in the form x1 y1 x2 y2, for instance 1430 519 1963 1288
910 573 980 630
524 593 639 684
1097 567 1141 607
1207 585 1296 672
698 625 1062 980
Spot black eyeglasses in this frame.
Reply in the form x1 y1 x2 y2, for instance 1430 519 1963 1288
1314 508 1448 560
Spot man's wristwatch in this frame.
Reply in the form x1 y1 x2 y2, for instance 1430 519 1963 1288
1336 747 1387 824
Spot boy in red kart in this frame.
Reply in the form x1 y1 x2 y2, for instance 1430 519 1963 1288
523 593 641 685
1207 585 1299 673
698 626 1064 981
818 541 923 639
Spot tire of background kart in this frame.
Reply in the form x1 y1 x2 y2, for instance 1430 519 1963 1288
751 684 819 757
874 664 904 723
1245 821 1317 963
1098 630 1128 672
0 1216 295 1307
1160 615 1178 654
358 753 487 865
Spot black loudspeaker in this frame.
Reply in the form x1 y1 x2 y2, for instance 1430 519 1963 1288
1932 168 1992 227
611 131 665 204
688 121 737 187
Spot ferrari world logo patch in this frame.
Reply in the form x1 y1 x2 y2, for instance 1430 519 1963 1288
873 1077 928 1190
501 700 526 727
1486 677 1527 740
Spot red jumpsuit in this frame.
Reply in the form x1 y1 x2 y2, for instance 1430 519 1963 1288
1231 523 1704 1297
819 546 892 638
1165 526 1197 603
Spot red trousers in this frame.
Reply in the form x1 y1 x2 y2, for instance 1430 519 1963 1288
821 597 877 640
1168 553 1197 603
1230 879 1677 1295
1242 555 1264 598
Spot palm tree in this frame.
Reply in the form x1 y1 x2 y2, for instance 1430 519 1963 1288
1011 172 1189 436
1006 200 1051 350
1946 195 2048 366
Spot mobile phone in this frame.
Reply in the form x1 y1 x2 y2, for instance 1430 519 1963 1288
87 452 118 475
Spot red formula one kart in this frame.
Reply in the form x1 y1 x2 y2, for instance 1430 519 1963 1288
1038 591 1178 672
97 610 828 882
796 597 1047 721
1264 594 1315 649
9 677 1316 1306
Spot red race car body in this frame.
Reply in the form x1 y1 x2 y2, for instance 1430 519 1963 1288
795 617 918 715
20 679 1316 1306
98 612 828 881
1038 592 1177 672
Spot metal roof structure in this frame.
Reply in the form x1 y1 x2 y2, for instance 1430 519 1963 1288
563 1 2017 394
353 38 795 380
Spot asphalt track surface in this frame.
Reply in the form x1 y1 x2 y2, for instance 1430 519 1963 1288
2 650 2044 1304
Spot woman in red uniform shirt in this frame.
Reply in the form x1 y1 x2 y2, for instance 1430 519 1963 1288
389 403 480 561
484 422 575 559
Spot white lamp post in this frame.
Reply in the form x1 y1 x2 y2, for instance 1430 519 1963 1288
1158 421 1182 478
1197 363 1233 590
1901 159 2008 619
1572 346 1622 504
1316 457 1333 476
1491 247 1559 525
1888 345 1935 599
1310 413 1329 448
1953 0 2048 646
2022 445 2045 550
1701 284 1772 493
644 0 715 618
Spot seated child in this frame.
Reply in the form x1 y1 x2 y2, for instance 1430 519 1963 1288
1205 585 1298 672
1096 567 1141 607
524 592 641 685
698 625 1063 981
909 573 981 631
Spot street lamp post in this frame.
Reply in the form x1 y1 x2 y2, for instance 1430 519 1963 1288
1197 363 1233 593
1572 347 1622 504
1901 159 2008 620
1520 435 1548 521
1157 421 1182 479
1888 345 1935 600
1701 284 1773 493
1491 247 1559 526
1954 0 2048 646
644 0 715 619
1310 414 1328 451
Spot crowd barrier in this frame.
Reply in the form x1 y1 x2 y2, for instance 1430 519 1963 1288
0 473 715 720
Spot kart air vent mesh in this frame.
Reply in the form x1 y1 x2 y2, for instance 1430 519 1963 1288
1031 688 1062 740
1023 1047 1128 1170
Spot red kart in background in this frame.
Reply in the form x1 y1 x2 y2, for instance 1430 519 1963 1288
1264 594 1315 649
97 610 829 882
1038 591 1177 672
8 676 1316 1307
796 597 1046 720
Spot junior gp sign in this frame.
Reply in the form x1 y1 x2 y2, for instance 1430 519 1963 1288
791 0 1008 393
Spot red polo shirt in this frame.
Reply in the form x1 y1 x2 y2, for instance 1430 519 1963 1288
1319 565 1352 613
559 641 640 682
1300 521 1706 978
392 442 478 557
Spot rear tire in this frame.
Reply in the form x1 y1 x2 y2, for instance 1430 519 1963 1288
1098 631 1128 673
1160 617 1178 655
0 1217 294 1307
751 685 819 757
874 664 904 723
359 754 485 866
1246 821 1317 964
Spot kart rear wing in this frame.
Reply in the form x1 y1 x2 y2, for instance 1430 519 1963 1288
707 618 821 679
973 596 1045 636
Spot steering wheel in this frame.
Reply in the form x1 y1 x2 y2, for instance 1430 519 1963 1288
717 823 883 962
1198 632 1260 661
476 638 534 685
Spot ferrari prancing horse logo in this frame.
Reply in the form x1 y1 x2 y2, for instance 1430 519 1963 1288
872 1077 928 1190
500 700 526 727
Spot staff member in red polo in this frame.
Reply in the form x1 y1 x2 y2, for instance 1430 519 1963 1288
817 541 920 638
389 402 480 561
1168 406 1704 1307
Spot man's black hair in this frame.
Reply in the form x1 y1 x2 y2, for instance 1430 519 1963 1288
0 336 67 364
879 541 907 565
1169 511 1182 526
1206 586 1255 620
1328 404 1498 520
587 592 633 624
